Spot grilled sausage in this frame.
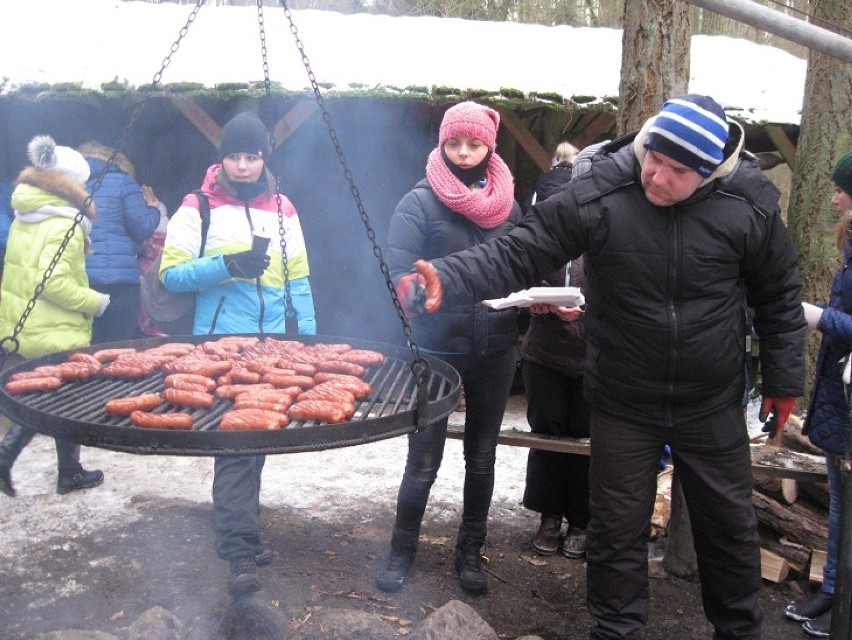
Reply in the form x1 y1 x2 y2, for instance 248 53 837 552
233 397 293 413
229 369 263 385
4 376 63 394
220 408 288 430
8 366 64 382
312 373 372 399
163 373 217 392
288 400 350 424
101 361 157 379
297 383 356 406
315 360 366 377
130 410 193 430
164 387 215 409
93 347 137 363
215 383 275 400
68 352 103 368
261 373 315 390
336 349 385 367
58 361 102 381
105 394 162 416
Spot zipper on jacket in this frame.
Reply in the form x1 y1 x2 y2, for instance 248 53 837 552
665 206 680 425
241 202 265 334
208 296 226 334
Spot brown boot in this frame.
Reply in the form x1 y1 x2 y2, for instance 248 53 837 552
532 515 562 555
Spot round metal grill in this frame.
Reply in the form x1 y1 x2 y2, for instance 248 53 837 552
0 334 460 456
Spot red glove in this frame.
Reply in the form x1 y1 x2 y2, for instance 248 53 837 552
396 261 444 318
759 396 796 439
396 272 428 318
413 260 443 313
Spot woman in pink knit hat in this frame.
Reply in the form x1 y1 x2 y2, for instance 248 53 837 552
377 101 522 595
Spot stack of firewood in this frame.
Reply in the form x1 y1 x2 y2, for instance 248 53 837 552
752 415 828 584
651 414 829 585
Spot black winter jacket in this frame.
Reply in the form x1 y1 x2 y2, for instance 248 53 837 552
431 128 806 423
387 178 521 355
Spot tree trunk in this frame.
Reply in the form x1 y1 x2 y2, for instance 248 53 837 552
617 0 690 135
785 0 852 399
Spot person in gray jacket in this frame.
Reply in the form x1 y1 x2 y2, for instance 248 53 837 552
395 94 806 640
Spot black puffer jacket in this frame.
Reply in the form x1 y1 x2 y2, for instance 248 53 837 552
432 128 806 423
387 178 521 355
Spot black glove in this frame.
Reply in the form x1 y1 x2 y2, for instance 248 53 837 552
225 251 270 279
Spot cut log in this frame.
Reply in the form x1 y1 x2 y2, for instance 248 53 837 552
759 532 811 573
810 550 827 585
781 478 798 504
752 490 828 550
784 415 825 456
761 547 790 583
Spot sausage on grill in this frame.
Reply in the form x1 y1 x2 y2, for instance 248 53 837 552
164 387 215 409
105 394 162 416
4 376 63 394
130 411 193 430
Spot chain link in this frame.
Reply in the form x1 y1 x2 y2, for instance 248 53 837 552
0 0 206 368
274 0 427 371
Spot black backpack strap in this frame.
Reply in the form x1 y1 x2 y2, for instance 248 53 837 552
192 190 211 258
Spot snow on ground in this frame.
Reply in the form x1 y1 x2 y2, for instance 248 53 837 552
0 401 530 560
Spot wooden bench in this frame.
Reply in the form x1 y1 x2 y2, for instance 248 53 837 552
445 403 828 483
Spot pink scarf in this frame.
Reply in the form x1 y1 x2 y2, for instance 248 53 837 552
425 148 515 229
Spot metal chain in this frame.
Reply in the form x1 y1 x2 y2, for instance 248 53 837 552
257 0 297 332
0 0 206 365
274 0 427 372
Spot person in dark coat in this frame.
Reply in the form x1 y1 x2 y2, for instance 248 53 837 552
377 102 522 596
77 141 163 343
395 95 806 640
523 256 591 558
531 141 578 206
785 150 852 638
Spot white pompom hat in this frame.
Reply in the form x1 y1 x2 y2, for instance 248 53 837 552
27 135 91 185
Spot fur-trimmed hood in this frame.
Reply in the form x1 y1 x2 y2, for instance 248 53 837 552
14 167 96 220
77 140 136 178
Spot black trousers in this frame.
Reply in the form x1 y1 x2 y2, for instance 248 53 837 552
586 404 761 640
522 360 590 528
213 455 266 560
390 348 516 549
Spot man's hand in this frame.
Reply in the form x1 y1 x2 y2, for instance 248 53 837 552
759 396 796 439
225 251 270 279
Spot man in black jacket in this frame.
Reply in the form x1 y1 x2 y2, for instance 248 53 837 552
396 94 806 640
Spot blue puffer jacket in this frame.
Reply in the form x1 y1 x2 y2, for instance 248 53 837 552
803 242 852 456
80 142 160 285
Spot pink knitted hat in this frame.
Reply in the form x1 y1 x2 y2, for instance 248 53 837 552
439 102 500 150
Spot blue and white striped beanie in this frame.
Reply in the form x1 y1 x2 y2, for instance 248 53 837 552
644 95 729 178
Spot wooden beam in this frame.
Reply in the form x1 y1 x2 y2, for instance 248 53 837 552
170 98 221 148
494 105 551 172
570 112 616 150
270 100 319 149
765 125 797 170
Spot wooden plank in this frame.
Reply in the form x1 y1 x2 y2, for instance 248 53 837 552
495 105 551 172
170 98 220 147
447 426 827 481
765 124 797 170
810 549 827 584
761 547 790 583
270 100 318 149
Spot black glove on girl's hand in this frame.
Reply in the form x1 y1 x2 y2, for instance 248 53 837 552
225 251 270 279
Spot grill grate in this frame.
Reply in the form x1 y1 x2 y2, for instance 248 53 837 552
0 334 460 456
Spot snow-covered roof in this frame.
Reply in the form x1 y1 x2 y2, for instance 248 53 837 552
1 0 807 125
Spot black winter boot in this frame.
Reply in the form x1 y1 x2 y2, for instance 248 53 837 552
455 534 488 595
802 609 831 637
376 540 417 592
57 468 104 495
229 557 261 598
785 590 833 622
0 424 36 497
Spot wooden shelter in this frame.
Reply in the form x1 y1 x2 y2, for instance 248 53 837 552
0 1 807 344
